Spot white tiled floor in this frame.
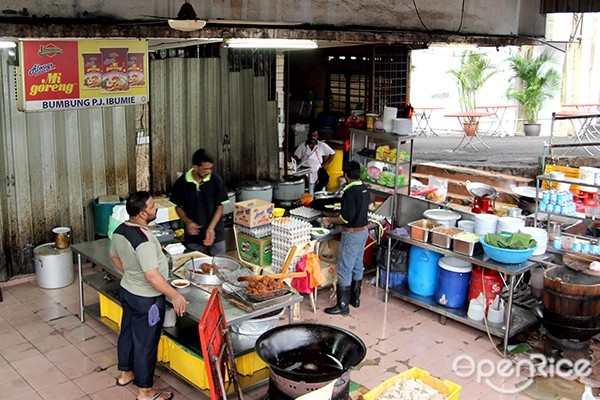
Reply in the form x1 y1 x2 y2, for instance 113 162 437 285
0 267 595 400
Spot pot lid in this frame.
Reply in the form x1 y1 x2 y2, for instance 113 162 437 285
276 177 304 185
238 180 272 190
423 209 461 221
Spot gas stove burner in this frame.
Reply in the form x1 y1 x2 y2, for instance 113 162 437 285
268 369 350 400
543 332 592 362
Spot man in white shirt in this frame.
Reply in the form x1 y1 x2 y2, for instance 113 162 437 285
293 129 336 194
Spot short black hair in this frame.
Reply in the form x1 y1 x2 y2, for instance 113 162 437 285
126 191 151 217
192 149 214 166
343 161 361 180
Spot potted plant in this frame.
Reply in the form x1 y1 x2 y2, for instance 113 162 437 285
506 50 561 136
448 51 497 135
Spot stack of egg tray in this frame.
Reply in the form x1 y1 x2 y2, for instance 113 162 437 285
290 206 321 222
271 217 311 273
235 224 272 239
368 212 387 223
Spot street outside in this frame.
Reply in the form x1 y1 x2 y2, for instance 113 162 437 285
412 132 598 179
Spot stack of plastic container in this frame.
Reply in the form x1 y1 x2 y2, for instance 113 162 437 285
271 217 311 273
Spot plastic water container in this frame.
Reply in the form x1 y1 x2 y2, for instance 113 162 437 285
435 257 473 308
407 247 443 297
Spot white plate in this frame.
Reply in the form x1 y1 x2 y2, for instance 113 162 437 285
171 279 190 289
311 228 331 237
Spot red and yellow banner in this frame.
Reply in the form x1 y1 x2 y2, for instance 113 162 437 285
18 39 149 112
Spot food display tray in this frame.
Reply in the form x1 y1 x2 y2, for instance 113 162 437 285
430 226 463 249
408 219 442 242
453 238 482 256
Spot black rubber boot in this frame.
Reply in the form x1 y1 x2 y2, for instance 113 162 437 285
350 280 362 308
324 285 350 315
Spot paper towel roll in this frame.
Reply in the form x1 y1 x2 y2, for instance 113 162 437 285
392 118 413 135
383 107 398 132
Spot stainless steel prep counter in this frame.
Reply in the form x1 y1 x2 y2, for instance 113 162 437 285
73 238 302 325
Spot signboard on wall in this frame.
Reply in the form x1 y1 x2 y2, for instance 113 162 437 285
17 39 149 112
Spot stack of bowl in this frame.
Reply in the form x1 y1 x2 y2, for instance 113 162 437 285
496 217 525 234
520 227 548 255
474 214 499 235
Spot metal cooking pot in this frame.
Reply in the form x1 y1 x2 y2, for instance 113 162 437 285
222 189 236 215
255 323 366 383
273 177 305 202
237 180 273 203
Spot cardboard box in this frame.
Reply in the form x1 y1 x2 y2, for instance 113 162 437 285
319 260 338 287
234 199 274 228
318 239 340 263
236 232 272 266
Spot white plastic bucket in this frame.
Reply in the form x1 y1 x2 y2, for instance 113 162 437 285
34 243 74 289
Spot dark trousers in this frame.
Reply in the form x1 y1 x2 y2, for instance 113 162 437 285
118 287 165 388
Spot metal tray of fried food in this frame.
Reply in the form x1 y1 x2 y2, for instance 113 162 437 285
247 285 291 302
222 283 292 309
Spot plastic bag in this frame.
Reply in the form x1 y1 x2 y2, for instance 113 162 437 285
426 175 448 203
376 241 409 273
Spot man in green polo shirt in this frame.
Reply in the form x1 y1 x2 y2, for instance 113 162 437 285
171 149 229 255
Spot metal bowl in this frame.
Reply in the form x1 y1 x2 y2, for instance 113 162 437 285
466 180 498 198
184 257 222 285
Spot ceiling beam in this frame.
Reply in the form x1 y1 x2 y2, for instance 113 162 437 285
0 18 538 48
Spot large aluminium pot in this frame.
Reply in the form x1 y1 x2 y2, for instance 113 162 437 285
255 323 366 383
237 180 273 203
273 177 305 202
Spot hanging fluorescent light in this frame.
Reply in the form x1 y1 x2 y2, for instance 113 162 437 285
226 38 318 49
0 41 17 49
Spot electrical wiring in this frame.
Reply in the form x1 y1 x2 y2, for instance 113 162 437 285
411 0 466 33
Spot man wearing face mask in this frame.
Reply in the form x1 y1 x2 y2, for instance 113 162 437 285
171 148 229 256
111 191 188 400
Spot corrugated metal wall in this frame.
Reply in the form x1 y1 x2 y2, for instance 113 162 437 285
0 46 278 281
150 48 279 195
0 50 137 279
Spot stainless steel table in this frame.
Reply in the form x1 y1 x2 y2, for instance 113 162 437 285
72 239 303 325
384 232 538 357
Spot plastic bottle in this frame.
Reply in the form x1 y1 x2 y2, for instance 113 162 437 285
582 385 598 400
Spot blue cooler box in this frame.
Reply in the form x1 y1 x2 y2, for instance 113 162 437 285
435 256 473 308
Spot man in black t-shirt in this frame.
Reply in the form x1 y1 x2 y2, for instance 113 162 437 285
171 149 229 256
321 161 370 315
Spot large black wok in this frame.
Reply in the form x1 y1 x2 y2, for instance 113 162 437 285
309 197 342 217
255 323 366 383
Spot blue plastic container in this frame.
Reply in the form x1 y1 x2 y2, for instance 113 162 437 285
407 246 443 297
379 267 407 288
435 257 473 308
